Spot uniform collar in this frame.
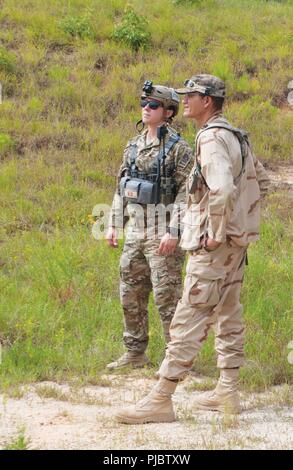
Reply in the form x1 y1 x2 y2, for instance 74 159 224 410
201 112 229 129
141 126 171 149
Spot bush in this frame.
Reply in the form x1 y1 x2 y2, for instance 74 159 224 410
113 7 151 52
58 9 95 40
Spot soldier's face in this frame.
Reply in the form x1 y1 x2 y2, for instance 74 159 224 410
141 99 165 125
182 93 206 119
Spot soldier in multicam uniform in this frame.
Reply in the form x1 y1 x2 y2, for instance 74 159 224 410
106 82 193 370
116 74 270 423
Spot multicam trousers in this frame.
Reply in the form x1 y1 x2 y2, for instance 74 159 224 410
159 240 247 380
120 237 185 353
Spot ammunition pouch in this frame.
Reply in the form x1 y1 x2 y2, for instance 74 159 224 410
120 176 160 204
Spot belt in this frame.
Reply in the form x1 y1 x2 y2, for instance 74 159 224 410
189 247 202 256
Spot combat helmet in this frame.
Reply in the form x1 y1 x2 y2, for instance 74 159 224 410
141 80 180 117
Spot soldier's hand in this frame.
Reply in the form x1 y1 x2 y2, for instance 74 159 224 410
106 227 118 248
201 237 221 251
157 233 178 256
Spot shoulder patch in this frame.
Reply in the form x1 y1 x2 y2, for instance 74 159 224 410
178 152 191 169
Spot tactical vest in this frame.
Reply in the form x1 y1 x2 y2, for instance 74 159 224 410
180 121 260 251
119 133 180 205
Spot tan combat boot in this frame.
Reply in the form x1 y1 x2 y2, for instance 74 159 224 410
194 368 241 414
115 377 177 424
106 352 150 371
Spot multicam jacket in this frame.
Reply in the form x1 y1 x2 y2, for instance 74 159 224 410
110 126 193 237
180 115 270 251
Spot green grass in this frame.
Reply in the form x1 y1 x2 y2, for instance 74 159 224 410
0 191 292 391
3 428 30 450
0 0 292 391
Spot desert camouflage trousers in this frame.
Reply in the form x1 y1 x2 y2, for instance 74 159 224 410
120 237 185 353
159 240 247 380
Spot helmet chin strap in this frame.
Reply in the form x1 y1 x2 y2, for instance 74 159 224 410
164 108 174 124
136 107 173 133
135 119 144 133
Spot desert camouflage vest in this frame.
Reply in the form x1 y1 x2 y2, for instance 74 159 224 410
181 122 261 250
193 122 249 189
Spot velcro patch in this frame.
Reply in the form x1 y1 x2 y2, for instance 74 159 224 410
125 188 138 199
178 153 191 169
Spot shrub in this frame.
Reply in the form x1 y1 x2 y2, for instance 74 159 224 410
58 9 95 40
113 7 151 52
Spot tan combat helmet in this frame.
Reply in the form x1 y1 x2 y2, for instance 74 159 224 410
141 80 180 116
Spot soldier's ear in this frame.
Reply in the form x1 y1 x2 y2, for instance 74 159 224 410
204 95 213 109
165 109 174 120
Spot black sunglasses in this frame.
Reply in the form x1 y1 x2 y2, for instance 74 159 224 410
140 99 163 110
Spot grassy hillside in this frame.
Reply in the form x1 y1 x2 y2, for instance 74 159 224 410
0 0 292 390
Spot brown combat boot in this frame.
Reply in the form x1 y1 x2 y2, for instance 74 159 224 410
115 377 177 424
106 352 150 371
194 368 241 414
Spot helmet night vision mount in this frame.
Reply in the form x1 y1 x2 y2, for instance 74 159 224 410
142 80 154 96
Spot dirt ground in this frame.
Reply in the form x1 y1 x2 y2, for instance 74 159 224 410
266 165 293 189
0 373 292 450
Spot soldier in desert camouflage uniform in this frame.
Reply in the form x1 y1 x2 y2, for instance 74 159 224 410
116 75 270 423
106 82 193 370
